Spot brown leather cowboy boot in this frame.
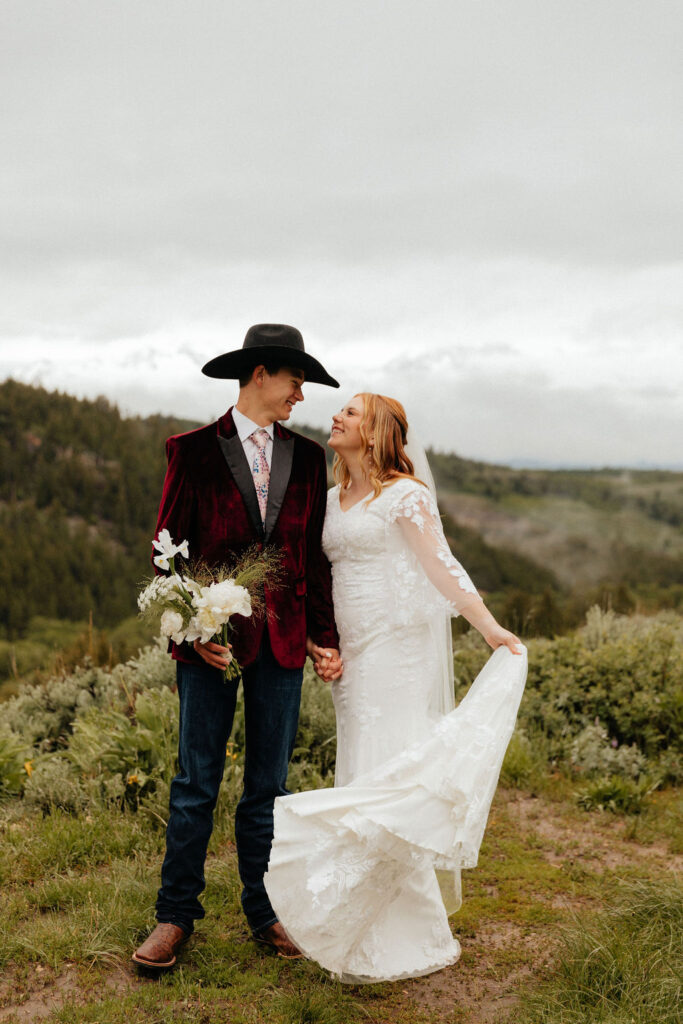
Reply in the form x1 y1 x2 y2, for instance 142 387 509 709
252 921 304 960
132 923 189 969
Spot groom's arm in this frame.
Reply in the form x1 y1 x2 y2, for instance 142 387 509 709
153 435 196 572
304 446 339 653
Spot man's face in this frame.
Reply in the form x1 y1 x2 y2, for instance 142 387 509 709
260 366 305 421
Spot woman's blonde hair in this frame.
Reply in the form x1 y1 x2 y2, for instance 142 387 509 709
333 393 427 501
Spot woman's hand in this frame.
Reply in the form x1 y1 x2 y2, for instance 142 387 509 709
483 625 523 654
193 638 233 670
306 637 344 681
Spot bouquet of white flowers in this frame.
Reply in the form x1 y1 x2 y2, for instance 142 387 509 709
138 529 280 681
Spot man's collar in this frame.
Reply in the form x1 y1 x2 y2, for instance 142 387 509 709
232 406 275 442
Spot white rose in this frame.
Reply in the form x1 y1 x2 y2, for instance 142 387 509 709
160 609 186 644
185 580 252 644
202 579 252 620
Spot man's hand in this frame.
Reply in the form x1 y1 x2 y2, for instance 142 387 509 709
306 638 343 681
193 638 233 671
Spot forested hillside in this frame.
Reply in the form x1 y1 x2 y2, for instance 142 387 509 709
1 380 681 648
0 381 195 635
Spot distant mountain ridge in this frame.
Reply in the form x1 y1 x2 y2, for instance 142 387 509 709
505 458 683 472
1 380 680 640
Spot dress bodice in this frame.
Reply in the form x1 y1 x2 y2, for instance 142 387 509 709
322 479 480 649
322 483 389 564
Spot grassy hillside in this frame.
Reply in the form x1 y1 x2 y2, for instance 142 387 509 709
0 608 680 1023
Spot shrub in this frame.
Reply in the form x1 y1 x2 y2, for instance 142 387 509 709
570 722 648 780
23 755 87 813
0 609 680 819
289 663 337 787
2 638 175 752
576 775 659 815
500 728 547 787
67 686 180 808
521 609 682 761
0 724 29 796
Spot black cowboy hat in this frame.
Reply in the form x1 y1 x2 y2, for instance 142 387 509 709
201 324 339 388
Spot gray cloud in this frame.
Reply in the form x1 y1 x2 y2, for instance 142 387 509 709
3 336 681 468
1 1 681 466
1 0 681 266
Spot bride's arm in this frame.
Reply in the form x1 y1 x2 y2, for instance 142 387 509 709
389 485 522 653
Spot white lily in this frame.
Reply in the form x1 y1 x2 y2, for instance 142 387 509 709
152 529 190 570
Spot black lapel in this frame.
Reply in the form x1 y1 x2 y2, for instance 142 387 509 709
217 433 264 538
264 432 294 541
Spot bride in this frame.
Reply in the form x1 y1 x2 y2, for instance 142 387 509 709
264 393 527 983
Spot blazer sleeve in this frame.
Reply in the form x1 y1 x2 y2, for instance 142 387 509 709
153 436 196 574
304 448 340 650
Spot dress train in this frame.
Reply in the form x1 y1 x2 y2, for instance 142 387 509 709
264 645 527 982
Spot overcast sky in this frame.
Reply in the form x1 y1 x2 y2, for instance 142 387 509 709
1 0 681 467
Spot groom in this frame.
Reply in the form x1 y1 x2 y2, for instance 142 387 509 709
133 325 342 969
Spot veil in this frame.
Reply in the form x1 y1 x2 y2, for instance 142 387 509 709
404 429 461 914
404 431 456 719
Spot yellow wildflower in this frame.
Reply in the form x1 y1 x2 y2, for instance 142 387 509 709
24 760 33 777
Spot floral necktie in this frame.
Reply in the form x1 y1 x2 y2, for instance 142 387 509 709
249 428 270 524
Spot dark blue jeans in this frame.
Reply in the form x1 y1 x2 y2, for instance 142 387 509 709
155 636 303 934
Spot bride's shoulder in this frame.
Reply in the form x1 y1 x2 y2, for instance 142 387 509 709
382 475 432 509
383 475 429 496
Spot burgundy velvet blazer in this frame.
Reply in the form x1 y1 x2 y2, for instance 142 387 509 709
154 407 339 669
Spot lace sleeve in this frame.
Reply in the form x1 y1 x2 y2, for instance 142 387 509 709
387 483 484 618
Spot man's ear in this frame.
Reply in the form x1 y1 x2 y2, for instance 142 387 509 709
253 364 266 386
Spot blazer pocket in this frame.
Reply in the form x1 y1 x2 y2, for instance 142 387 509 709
294 578 307 597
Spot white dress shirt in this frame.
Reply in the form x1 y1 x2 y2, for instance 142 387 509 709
232 406 274 471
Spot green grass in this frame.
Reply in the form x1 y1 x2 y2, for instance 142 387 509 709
514 877 682 1024
0 611 680 1022
0 779 679 1024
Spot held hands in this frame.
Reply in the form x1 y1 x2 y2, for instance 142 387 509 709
194 636 344 679
306 637 343 681
193 638 233 671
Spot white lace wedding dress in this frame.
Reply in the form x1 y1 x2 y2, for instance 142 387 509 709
264 479 527 983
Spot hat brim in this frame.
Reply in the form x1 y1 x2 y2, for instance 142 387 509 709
201 345 339 388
